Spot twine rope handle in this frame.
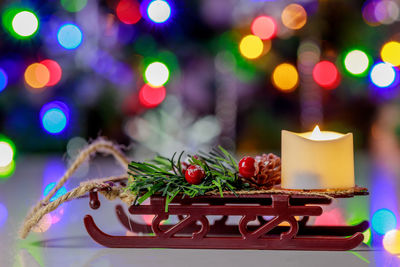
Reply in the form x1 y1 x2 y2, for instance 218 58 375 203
19 138 130 239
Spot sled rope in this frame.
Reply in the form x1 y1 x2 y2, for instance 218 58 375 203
19 138 131 239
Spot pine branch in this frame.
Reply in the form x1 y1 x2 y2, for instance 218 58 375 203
127 147 250 211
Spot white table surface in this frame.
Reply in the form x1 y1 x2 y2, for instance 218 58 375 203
0 155 399 267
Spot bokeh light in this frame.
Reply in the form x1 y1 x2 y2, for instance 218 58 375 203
344 49 370 76
281 4 307 30
0 135 15 179
66 137 88 158
24 63 50 89
239 35 264 59
0 160 15 179
147 0 171 24
370 62 396 88
43 182 68 202
251 16 277 40
0 68 8 92
381 41 400 67
371 208 397 235
61 0 88 13
116 0 141 25
375 0 399 25
383 229 400 254
42 110 68 134
0 203 7 227
11 11 38 38
40 101 70 134
139 84 166 108
272 63 299 92
0 141 14 168
363 228 371 245
40 59 62 86
32 213 52 233
362 0 380 26
57 23 83 50
312 60 340 89
144 62 169 87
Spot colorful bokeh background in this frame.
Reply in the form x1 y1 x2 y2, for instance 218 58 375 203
1 0 400 263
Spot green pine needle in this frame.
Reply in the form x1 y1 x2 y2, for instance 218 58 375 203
127 147 250 211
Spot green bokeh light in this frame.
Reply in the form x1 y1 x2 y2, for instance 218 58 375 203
2 6 39 39
0 160 15 179
61 0 88 13
143 61 170 87
0 135 16 179
343 49 371 77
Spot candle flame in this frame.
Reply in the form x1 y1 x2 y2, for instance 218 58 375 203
310 125 322 140
307 125 343 140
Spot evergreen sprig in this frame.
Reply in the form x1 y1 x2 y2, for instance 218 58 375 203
127 146 250 211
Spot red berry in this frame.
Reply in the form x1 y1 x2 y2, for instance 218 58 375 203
238 156 256 178
185 165 205 185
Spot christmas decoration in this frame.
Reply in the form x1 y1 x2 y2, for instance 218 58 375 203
185 165 206 185
19 138 369 251
128 146 251 210
244 153 281 189
238 156 256 178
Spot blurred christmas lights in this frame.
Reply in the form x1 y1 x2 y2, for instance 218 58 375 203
370 62 396 88
362 0 381 26
0 135 15 179
57 23 83 49
43 182 67 202
383 229 400 254
312 61 340 89
239 35 263 59
24 63 50 89
343 49 370 76
144 62 169 87
374 0 399 25
146 0 171 24
363 228 371 245
272 63 299 92
251 16 277 40
11 10 38 38
0 160 15 178
0 68 8 92
281 4 307 30
0 141 14 168
32 213 52 233
371 208 397 235
381 41 400 67
116 0 141 25
0 203 7 228
66 137 88 158
40 59 62 86
61 0 88 13
40 101 70 134
139 84 166 108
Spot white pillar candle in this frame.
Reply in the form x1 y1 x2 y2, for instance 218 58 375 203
281 126 355 189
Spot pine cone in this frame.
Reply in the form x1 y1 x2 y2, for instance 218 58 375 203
242 153 281 190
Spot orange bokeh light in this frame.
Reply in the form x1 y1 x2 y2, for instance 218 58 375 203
24 63 50 90
281 4 307 30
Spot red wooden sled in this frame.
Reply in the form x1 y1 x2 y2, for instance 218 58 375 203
84 187 369 250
